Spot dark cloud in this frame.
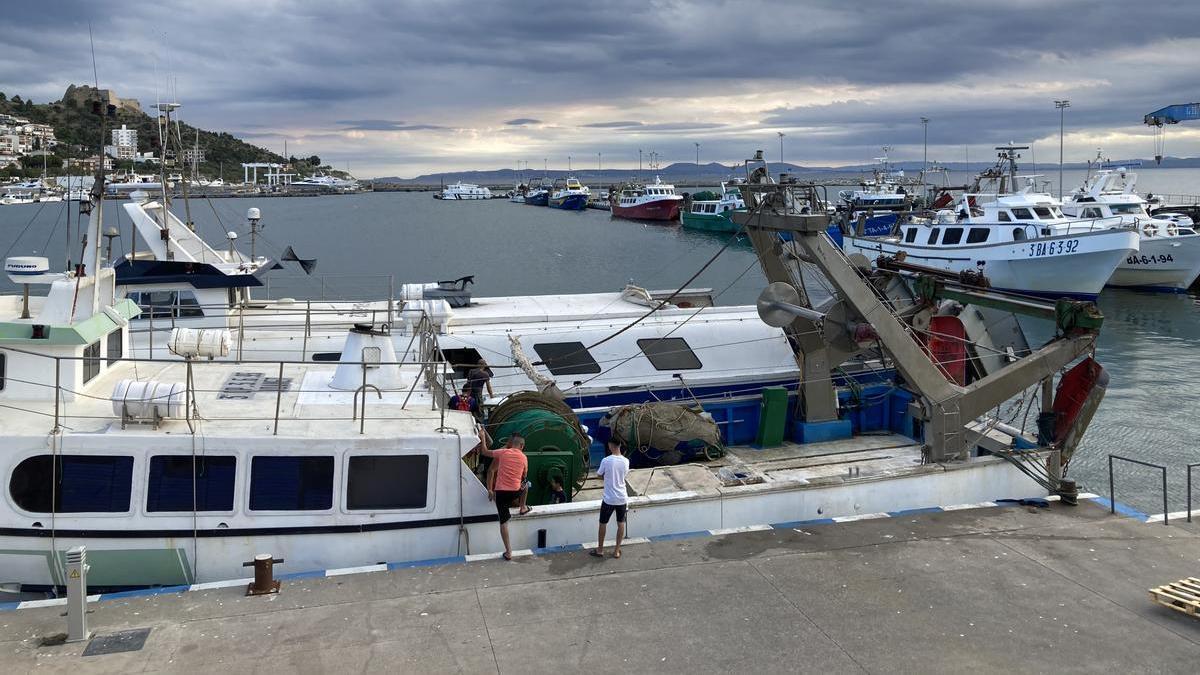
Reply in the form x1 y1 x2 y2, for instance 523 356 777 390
336 119 446 131
2 0 1199 175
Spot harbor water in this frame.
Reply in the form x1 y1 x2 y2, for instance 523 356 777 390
2 168 1199 515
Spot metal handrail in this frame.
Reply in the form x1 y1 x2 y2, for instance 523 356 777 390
1107 454 1168 525
1187 463 1200 523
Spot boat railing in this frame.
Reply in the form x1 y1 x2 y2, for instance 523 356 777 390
1147 193 1200 207
260 272 396 302
1052 215 1131 235
0 312 458 437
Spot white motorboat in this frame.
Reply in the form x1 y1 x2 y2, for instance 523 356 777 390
1061 167 1200 291
0 192 35 205
291 174 358 190
841 147 1139 299
434 182 491 200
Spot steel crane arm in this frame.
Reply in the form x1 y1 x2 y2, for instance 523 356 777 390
1144 103 1200 126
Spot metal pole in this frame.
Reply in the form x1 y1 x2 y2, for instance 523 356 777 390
1162 469 1169 526
778 132 785 169
1189 465 1194 523
1108 454 1114 514
1055 100 1070 199
65 546 90 642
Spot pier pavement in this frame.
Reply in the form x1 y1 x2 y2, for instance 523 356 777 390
3 500 1199 673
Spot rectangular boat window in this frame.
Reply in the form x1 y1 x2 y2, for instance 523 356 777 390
130 290 177 319
941 228 964 245
83 341 101 383
346 455 429 510
1082 208 1102 219
176 291 204 318
966 228 990 244
1033 207 1053 218
637 338 702 371
533 342 601 376
106 327 123 366
927 228 941 245
10 454 134 513
146 455 236 512
1012 208 1034 220
998 211 1011 222
904 228 918 243
249 456 334 511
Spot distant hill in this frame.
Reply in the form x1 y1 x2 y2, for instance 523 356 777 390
0 84 307 181
376 157 1200 184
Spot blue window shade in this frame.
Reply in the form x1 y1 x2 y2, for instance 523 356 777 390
249 456 334 511
146 456 236 512
10 455 133 513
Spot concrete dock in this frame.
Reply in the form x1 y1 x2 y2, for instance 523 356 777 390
3 500 1199 673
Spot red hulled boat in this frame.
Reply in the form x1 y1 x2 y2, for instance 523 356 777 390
610 176 684 221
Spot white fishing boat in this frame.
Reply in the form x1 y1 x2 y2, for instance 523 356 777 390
0 192 35 205
0 164 1108 590
1061 167 1200 291
434 182 492 200
841 147 1139 299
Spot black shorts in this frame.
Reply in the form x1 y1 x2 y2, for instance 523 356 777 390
599 501 627 524
495 490 522 524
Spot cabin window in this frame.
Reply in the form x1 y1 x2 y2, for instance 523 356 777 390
1011 208 1034 220
106 328 123 366
998 211 1012 222
177 291 204 318
1033 207 1053 218
927 228 941 245
249 456 335 511
1111 204 1141 215
904 228 918 243
346 455 429 510
966 228 990 244
1082 207 1102 219
146 455 237 512
705 204 716 213
942 228 964 245
637 338 702 371
533 342 601 376
0 353 5 391
83 341 101 383
1013 228 1028 241
10 454 134 513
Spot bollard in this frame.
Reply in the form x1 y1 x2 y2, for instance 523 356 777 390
65 546 91 643
242 553 284 596
537 528 547 549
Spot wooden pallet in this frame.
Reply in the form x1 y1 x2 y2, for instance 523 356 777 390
1149 577 1200 617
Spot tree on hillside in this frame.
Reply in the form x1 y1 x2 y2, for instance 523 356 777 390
308 155 321 166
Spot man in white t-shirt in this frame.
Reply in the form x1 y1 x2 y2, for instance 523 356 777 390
591 439 630 559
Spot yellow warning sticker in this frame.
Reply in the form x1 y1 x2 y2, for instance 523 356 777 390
69 569 80 579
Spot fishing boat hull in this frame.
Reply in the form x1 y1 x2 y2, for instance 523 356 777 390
843 229 1140 299
548 193 587 210
681 210 739 232
611 198 681 221
1107 234 1200 291
524 192 549 206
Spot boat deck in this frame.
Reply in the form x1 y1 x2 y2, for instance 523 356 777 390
4 500 1198 672
576 433 925 501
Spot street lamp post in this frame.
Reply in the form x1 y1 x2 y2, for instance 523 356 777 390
920 117 929 175
1055 99 1070 199
568 155 572 172
777 132 785 170
638 149 642 174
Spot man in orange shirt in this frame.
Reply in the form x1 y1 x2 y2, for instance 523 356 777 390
478 429 531 560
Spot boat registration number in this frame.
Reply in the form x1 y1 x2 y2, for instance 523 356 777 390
1027 239 1079 257
1125 253 1174 265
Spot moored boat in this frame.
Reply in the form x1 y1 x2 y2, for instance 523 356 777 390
610 176 683 221
547 177 589 210
1061 167 1200 292
434 182 492 200
681 182 745 232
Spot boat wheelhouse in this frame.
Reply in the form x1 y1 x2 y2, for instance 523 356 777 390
610 176 683 221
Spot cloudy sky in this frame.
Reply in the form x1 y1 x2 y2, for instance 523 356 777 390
3 0 1199 177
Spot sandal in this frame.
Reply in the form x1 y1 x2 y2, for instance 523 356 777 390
503 551 513 561
518 506 532 515
589 550 605 558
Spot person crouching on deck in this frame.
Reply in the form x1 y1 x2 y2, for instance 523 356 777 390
475 428 532 560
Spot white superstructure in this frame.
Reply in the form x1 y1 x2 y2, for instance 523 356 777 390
434 182 492 200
